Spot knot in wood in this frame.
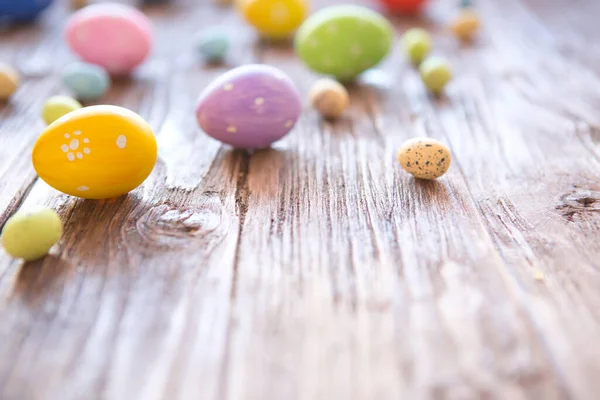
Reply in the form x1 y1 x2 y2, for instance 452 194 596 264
136 200 223 249
558 189 600 210
556 188 600 220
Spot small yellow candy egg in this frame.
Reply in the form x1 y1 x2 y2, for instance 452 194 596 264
450 9 481 41
41 95 82 125
419 56 452 94
0 63 20 101
397 137 451 179
238 0 308 39
32 105 157 199
1 207 63 261
309 78 349 119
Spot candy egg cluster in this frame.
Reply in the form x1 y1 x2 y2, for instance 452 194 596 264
1 207 63 261
32 105 157 199
195 64 302 149
66 3 153 75
295 5 393 81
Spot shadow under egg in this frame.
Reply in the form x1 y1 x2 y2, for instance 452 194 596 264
409 177 452 211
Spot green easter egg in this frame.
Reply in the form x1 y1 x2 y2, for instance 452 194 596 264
295 5 393 81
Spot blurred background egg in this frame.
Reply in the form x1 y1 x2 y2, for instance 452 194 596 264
195 28 231 64
65 3 153 75
0 0 54 22
377 0 427 14
63 61 111 101
238 0 308 39
295 5 393 81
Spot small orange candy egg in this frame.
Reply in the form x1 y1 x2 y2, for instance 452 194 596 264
32 105 157 199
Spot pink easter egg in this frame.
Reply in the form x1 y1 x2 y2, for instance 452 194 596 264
66 3 153 75
195 65 302 149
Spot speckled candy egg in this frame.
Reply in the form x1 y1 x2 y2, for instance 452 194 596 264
397 137 451 180
195 64 301 149
32 105 157 199
238 0 308 39
65 3 153 75
295 5 393 81
63 62 111 101
0 0 53 22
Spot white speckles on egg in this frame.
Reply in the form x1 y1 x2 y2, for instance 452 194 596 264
116 135 127 149
77 186 89 191
227 126 237 133
223 83 233 91
326 24 337 35
64 133 70 139
33 104 157 200
254 97 265 105
397 137 451 180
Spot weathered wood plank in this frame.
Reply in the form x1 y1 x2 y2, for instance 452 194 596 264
0 0 599 399
428 0 600 398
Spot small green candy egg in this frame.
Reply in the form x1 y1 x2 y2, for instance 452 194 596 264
401 28 432 64
41 95 83 125
1 207 63 261
419 56 452 94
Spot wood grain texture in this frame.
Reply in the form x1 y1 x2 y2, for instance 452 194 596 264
1 0 599 399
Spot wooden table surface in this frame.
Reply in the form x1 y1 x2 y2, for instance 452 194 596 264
2 0 600 399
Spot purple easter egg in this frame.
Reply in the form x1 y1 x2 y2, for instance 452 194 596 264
195 64 302 149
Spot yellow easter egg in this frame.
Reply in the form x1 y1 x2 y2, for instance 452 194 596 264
32 105 157 199
239 0 308 39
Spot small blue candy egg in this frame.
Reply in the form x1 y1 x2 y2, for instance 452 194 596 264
0 0 54 22
195 28 231 63
62 62 111 101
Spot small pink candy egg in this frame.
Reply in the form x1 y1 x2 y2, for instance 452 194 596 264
66 3 153 75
